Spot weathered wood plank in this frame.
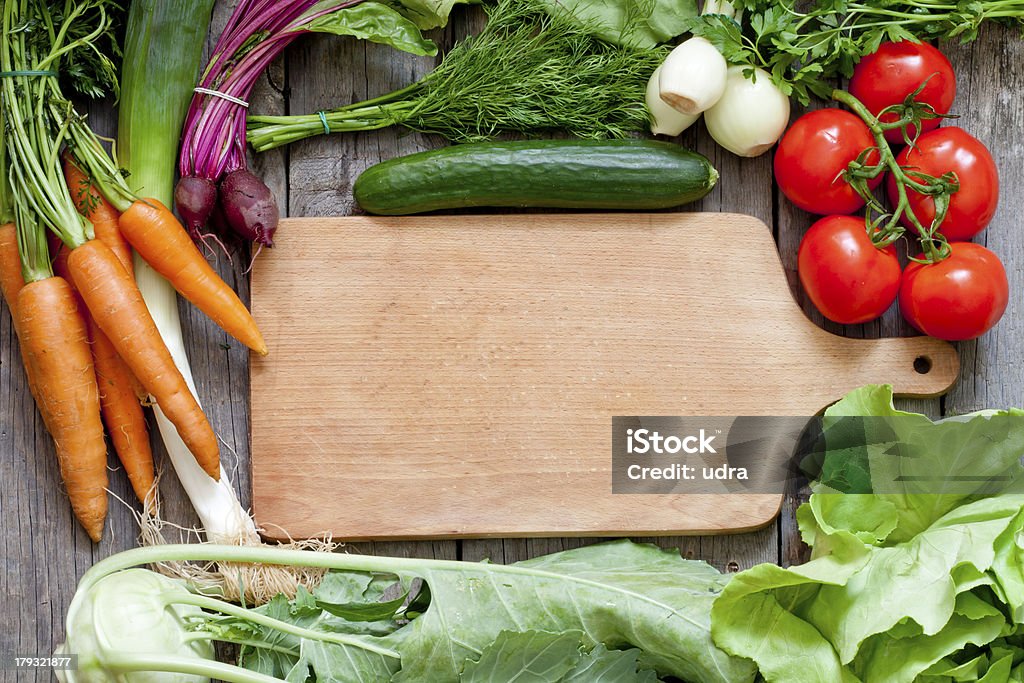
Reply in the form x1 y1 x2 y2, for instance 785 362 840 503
942 26 1024 415
771 96 837 566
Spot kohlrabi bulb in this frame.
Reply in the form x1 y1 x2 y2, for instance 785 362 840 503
57 569 214 683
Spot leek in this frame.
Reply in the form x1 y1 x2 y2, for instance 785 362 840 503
117 0 255 543
118 0 333 602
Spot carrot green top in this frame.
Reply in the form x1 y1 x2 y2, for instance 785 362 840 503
0 127 11 226
65 121 137 215
0 0 121 280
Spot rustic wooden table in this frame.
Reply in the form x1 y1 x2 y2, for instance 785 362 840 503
2 4 1022 678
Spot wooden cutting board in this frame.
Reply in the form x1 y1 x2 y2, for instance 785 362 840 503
250 213 958 541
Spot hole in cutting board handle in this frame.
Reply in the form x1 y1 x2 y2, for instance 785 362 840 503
914 356 932 375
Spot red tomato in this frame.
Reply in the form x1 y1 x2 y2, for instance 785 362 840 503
798 215 902 324
888 127 999 241
849 41 956 143
899 242 1008 341
775 109 882 216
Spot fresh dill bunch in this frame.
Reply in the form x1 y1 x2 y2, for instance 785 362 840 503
247 0 668 150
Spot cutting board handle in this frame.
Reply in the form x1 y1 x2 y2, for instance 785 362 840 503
843 335 959 399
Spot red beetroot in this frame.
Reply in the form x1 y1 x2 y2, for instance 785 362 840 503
219 169 278 248
174 175 219 240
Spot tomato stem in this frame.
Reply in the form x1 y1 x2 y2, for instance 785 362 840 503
832 87 953 263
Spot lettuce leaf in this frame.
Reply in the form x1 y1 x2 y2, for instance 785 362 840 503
711 385 1024 683
811 385 1024 542
713 496 1024 682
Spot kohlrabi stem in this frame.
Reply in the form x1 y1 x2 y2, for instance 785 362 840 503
78 544 435 592
77 544 696 625
105 653 282 683
169 593 401 660
832 88 949 262
183 632 299 658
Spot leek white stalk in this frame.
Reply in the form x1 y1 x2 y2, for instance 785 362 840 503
704 65 791 157
134 260 258 542
646 66 699 136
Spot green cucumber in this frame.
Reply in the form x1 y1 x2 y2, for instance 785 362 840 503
353 139 718 215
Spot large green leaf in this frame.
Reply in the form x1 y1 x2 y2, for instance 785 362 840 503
232 542 749 683
561 644 658 682
304 2 438 56
460 630 584 682
391 541 753 682
459 633 659 683
392 0 476 29
286 637 401 683
534 0 696 48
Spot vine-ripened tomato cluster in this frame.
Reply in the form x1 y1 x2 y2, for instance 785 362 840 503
774 41 1008 342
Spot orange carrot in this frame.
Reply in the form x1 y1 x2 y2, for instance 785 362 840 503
16 276 108 541
0 223 41 404
62 154 134 275
60 164 147 402
118 199 268 355
54 243 147 402
0 223 24 318
89 317 156 506
52 245 156 506
66 239 221 480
